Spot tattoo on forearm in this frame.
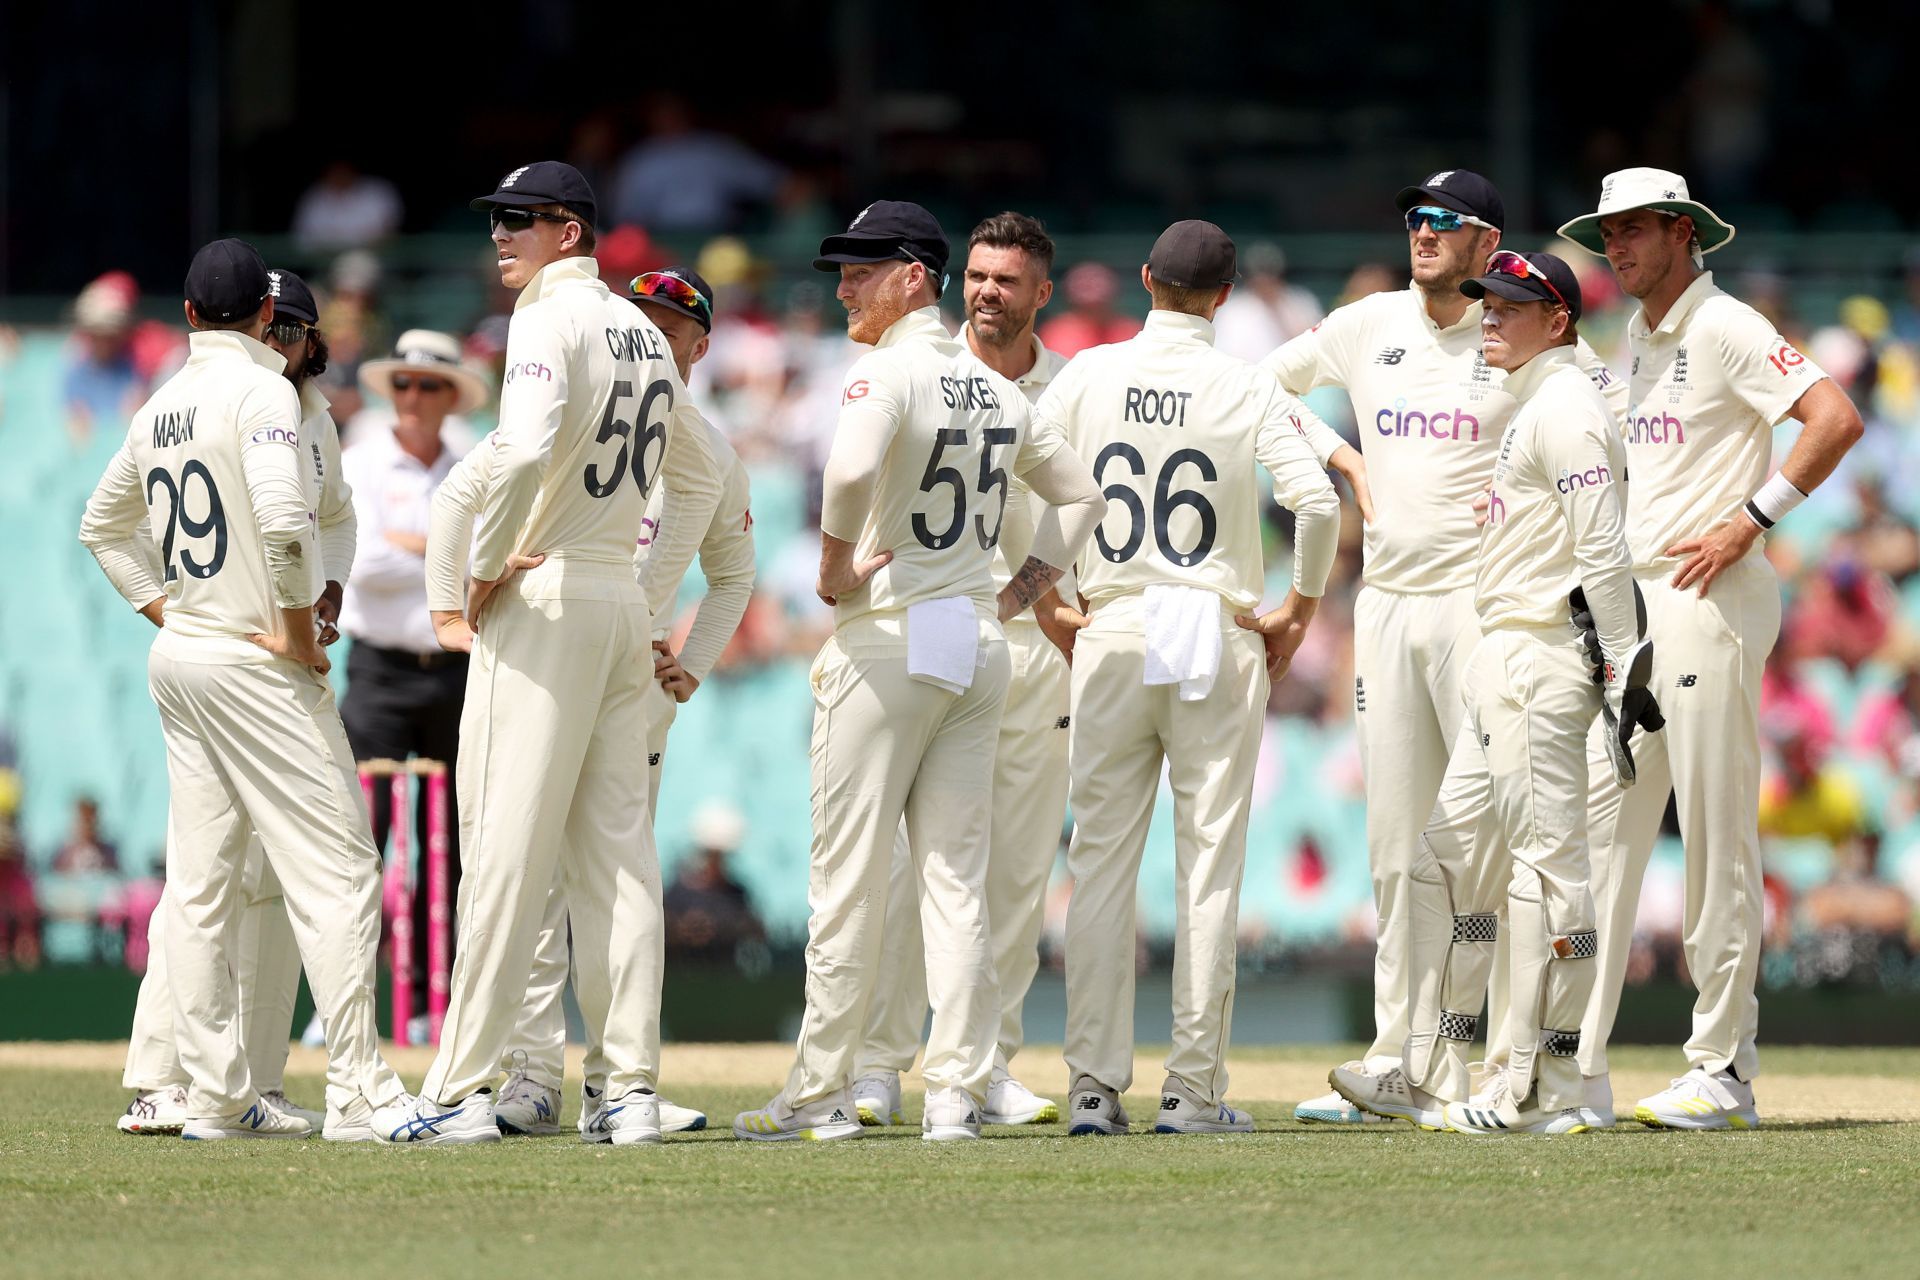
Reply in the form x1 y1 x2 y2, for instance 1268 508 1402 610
1003 556 1063 614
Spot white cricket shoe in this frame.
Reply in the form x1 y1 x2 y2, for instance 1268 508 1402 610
733 1091 864 1143
921 1087 982 1141
181 1098 312 1140
1066 1076 1130 1136
1633 1067 1760 1131
1328 1063 1446 1129
580 1083 611 1143
495 1068 563 1136
1155 1079 1254 1134
117 1085 189 1134
659 1097 707 1133
1295 1061 1393 1124
260 1090 324 1131
983 1071 1059 1125
602 1091 663 1145
373 1091 502 1145
1445 1070 1599 1134
852 1071 902 1126
324 1091 418 1142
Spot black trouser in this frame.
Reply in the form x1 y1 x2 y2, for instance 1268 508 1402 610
341 639 468 1012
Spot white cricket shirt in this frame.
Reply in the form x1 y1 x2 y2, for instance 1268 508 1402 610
1620 271 1829 569
636 415 755 681
79 330 319 661
1035 309 1339 610
1264 288 1626 594
471 256 716 580
1477 345 1636 660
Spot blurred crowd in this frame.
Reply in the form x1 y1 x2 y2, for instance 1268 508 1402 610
8 144 1920 1000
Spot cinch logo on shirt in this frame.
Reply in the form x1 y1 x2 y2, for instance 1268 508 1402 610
1556 463 1613 493
1625 412 1686 445
249 425 300 446
505 361 552 385
1376 402 1480 442
1486 487 1507 526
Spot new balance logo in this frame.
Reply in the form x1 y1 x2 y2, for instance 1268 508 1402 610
1675 674 1698 688
1481 733 1491 747
1161 1096 1180 1111
1376 347 1407 366
1056 716 1071 730
1076 1095 1102 1110
648 753 662 766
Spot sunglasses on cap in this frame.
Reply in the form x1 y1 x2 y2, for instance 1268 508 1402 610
630 271 713 321
266 320 314 346
1483 250 1570 309
489 207 575 233
390 374 451 394
1405 205 1495 233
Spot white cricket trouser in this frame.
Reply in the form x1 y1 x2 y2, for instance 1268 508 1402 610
421 559 662 1106
1403 627 1599 1111
1579 555 1780 1083
855 622 1072 1079
147 636 401 1117
1351 584 1484 1068
1063 601 1266 1104
123 839 303 1094
501 682 679 1092
783 611 1010 1107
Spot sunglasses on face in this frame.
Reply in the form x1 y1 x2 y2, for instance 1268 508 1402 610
390 374 451 394
629 272 713 321
1483 250 1570 310
489 207 574 233
267 320 313 345
1405 205 1493 233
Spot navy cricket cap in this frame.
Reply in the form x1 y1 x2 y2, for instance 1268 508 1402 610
1460 251 1583 323
1147 220 1237 289
813 200 949 280
629 266 716 333
1395 168 1506 231
266 268 319 326
185 238 272 323
470 160 598 229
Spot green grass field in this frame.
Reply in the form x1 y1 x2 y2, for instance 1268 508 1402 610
5 1042 1916 1279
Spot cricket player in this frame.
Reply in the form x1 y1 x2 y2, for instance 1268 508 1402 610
449 267 750 1139
1263 171 1626 1125
80 239 408 1141
1333 251 1658 1134
733 201 1103 1142
115 269 350 1137
395 162 719 1146
851 211 1072 1130
1556 170 1863 1129
1049 221 1340 1135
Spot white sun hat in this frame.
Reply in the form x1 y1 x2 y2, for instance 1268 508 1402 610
358 329 491 414
1557 167 1736 257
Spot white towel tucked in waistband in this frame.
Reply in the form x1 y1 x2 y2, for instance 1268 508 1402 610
907 596 980 694
1143 583 1222 702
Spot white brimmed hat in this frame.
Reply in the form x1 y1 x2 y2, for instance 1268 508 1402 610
1557 167 1736 257
358 329 490 414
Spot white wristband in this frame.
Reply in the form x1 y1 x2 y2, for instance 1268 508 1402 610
1743 472 1807 530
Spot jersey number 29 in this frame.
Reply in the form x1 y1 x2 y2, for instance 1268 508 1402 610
144 461 227 582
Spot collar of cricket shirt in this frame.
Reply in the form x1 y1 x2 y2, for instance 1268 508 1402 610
1142 310 1216 344
514 255 605 311
1497 342 1579 403
297 378 331 424
1409 286 1483 338
874 305 950 350
1631 269 1717 341
187 328 288 377
959 324 1057 390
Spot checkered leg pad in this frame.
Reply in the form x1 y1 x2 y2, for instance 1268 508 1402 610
1438 1010 1479 1042
1453 914 1498 943
1553 929 1598 959
1544 1029 1581 1058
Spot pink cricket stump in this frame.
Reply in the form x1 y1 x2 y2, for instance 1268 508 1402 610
389 770 414 1048
425 766 451 1046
